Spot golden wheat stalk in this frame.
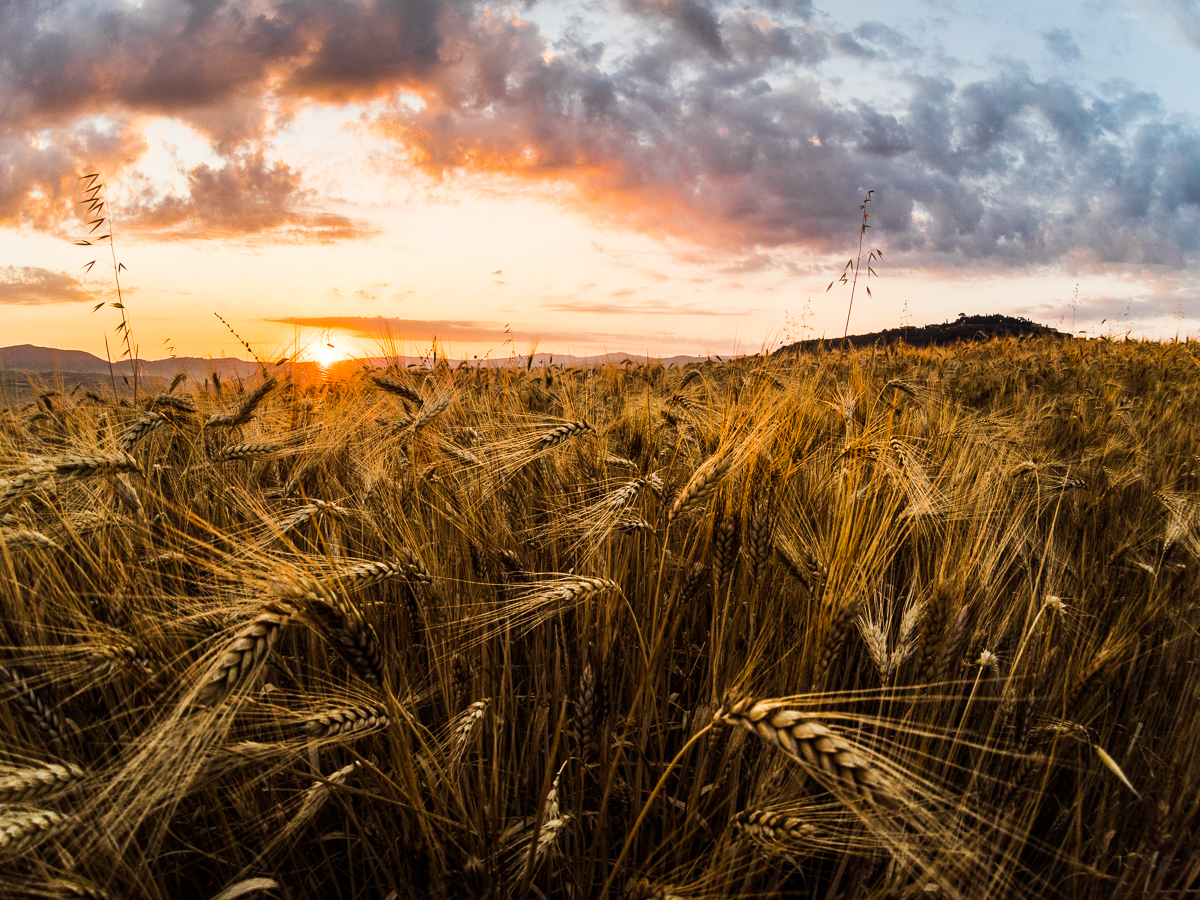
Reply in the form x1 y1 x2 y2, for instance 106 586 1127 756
732 808 820 843
302 704 389 738
152 392 195 414
334 558 431 590
714 698 897 808
205 375 278 428
371 375 424 406
273 578 384 687
118 412 167 452
0 666 67 741
536 420 592 450
1 529 58 552
211 441 283 463
410 395 451 432
53 453 143 478
196 607 291 706
0 470 55 510
668 455 731 524
0 762 85 804
0 808 66 854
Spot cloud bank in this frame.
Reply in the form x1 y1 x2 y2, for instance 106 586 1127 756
1 0 1198 271
0 266 101 305
267 314 725 348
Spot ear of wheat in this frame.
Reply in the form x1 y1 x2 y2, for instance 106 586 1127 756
197 607 291 706
715 698 897 808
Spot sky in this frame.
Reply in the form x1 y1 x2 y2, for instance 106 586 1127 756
2 0 1200 364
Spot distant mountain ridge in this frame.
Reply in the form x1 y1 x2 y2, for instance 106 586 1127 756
0 344 263 377
0 344 712 376
3 317 1066 378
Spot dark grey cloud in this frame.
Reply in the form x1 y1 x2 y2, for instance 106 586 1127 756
1 0 1199 274
0 0 464 138
374 12 1200 268
0 0 464 235
622 0 728 56
127 149 372 241
1011 292 1200 322
854 21 923 59
0 266 100 305
1042 27 1082 62
831 32 881 60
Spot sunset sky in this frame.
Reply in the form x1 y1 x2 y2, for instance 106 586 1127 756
3 0 1200 363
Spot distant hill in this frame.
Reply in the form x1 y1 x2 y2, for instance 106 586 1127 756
0 345 713 380
0 344 264 378
774 314 1067 355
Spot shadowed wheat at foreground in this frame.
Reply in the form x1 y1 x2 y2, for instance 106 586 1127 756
0 337 1197 899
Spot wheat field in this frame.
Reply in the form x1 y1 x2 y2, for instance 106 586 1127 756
0 337 1197 899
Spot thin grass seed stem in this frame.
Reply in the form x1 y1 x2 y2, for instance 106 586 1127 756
517 698 570 900
598 723 715 899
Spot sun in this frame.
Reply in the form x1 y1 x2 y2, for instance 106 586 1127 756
315 339 346 369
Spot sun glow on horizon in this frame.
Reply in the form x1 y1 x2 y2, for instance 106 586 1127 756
314 338 351 369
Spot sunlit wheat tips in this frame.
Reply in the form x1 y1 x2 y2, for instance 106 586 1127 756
118 412 166 452
204 374 278 428
460 576 620 647
667 454 732 524
536 420 593 451
371 375 424 406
